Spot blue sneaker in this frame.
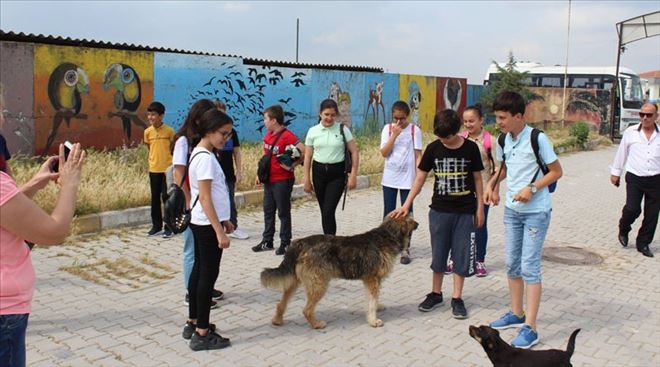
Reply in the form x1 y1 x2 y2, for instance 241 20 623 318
490 311 526 330
511 324 539 349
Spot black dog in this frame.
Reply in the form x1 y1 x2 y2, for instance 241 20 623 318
469 325 580 367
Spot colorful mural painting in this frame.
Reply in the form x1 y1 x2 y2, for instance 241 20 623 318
33 45 153 155
154 53 313 142
399 75 437 132
436 77 467 114
525 87 611 133
1 36 492 155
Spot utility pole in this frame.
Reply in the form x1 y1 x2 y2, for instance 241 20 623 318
296 18 300 63
561 0 571 127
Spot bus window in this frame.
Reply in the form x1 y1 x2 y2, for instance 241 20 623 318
621 76 644 109
540 76 563 87
570 76 593 88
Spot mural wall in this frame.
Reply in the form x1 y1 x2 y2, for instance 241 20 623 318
1 39 479 155
399 75 437 132
525 87 611 133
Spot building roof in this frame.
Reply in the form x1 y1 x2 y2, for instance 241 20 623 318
0 30 383 73
640 70 660 79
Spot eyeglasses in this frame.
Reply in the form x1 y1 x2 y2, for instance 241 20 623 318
639 112 655 118
392 117 407 122
221 131 233 139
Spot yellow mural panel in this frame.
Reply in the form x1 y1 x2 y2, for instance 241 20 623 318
399 75 437 133
33 45 153 155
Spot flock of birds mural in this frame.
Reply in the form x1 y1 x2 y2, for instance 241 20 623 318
178 62 307 134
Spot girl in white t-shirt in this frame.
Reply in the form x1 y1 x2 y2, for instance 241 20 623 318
184 108 234 351
172 99 225 308
380 101 423 264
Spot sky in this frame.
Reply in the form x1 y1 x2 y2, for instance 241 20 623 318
1 1 659 84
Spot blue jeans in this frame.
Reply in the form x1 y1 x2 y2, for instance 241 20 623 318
476 205 490 262
504 207 551 284
382 186 412 217
0 313 29 367
182 226 195 290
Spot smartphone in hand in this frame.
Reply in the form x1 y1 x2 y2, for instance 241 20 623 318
51 141 74 173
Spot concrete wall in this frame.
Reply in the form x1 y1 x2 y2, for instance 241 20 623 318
1 40 471 155
0 41 35 154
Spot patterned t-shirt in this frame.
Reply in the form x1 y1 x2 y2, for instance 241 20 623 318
418 138 484 214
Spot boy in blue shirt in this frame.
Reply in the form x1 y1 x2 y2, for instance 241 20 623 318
484 91 563 349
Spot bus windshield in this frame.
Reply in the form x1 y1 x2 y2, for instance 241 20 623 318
621 75 644 109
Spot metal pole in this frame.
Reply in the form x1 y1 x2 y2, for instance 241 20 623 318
561 0 571 127
296 18 299 63
610 23 623 140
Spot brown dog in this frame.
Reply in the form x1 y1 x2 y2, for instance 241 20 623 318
469 325 580 367
260 215 418 329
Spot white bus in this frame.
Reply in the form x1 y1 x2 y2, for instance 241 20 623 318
484 62 645 135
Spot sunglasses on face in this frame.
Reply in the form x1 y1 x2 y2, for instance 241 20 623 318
639 112 655 118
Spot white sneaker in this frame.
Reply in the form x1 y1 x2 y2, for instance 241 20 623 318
229 227 249 240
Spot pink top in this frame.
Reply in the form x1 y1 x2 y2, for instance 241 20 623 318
0 171 35 315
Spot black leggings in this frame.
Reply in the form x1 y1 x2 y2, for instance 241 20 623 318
312 161 346 235
188 224 223 329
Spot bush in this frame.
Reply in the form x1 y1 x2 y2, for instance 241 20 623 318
569 121 590 146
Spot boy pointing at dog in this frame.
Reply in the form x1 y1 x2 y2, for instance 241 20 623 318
391 109 484 320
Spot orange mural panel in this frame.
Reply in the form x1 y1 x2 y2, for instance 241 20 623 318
33 45 153 155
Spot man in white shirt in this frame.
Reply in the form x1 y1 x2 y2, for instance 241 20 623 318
610 103 660 258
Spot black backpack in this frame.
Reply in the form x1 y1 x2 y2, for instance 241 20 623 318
497 128 557 193
164 151 210 234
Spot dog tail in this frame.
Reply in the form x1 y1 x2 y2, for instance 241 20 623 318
260 241 300 291
565 328 580 357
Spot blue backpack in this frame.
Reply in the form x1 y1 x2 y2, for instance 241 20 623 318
497 128 557 193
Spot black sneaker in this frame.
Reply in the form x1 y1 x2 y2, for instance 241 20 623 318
275 243 288 256
252 240 274 252
418 292 443 312
451 298 468 319
182 321 216 340
147 227 163 237
162 229 174 239
184 294 219 309
212 289 224 301
189 330 230 351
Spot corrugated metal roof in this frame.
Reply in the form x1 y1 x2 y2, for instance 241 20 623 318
0 30 383 73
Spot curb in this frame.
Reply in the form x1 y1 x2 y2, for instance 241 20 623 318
72 173 383 235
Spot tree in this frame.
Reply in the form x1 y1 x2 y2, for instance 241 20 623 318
479 51 541 113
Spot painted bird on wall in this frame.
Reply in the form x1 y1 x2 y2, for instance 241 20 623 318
44 62 90 155
103 63 147 142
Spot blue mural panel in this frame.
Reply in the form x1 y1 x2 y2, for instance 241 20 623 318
364 72 399 133
154 53 313 142
310 70 366 131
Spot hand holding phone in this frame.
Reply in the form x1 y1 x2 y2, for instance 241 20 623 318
51 141 73 173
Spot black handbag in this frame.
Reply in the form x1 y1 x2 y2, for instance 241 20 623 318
164 151 210 234
257 131 284 184
339 124 352 210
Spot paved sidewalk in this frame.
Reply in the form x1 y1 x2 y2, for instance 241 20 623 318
27 146 658 366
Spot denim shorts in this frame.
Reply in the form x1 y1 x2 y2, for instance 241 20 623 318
0 313 29 367
503 207 551 284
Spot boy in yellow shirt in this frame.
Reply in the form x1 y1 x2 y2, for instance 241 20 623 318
143 101 175 238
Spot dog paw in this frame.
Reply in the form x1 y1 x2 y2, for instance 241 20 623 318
368 318 384 327
272 317 283 326
312 320 327 329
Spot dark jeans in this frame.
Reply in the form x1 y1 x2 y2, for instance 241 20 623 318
476 205 490 262
382 185 412 217
188 224 223 329
312 161 346 235
149 172 169 231
227 180 238 228
0 313 29 367
619 172 660 247
262 178 294 245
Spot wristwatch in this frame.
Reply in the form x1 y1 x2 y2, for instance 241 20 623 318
528 183 537 194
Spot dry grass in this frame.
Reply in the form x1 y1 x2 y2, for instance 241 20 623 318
11 129 595 215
